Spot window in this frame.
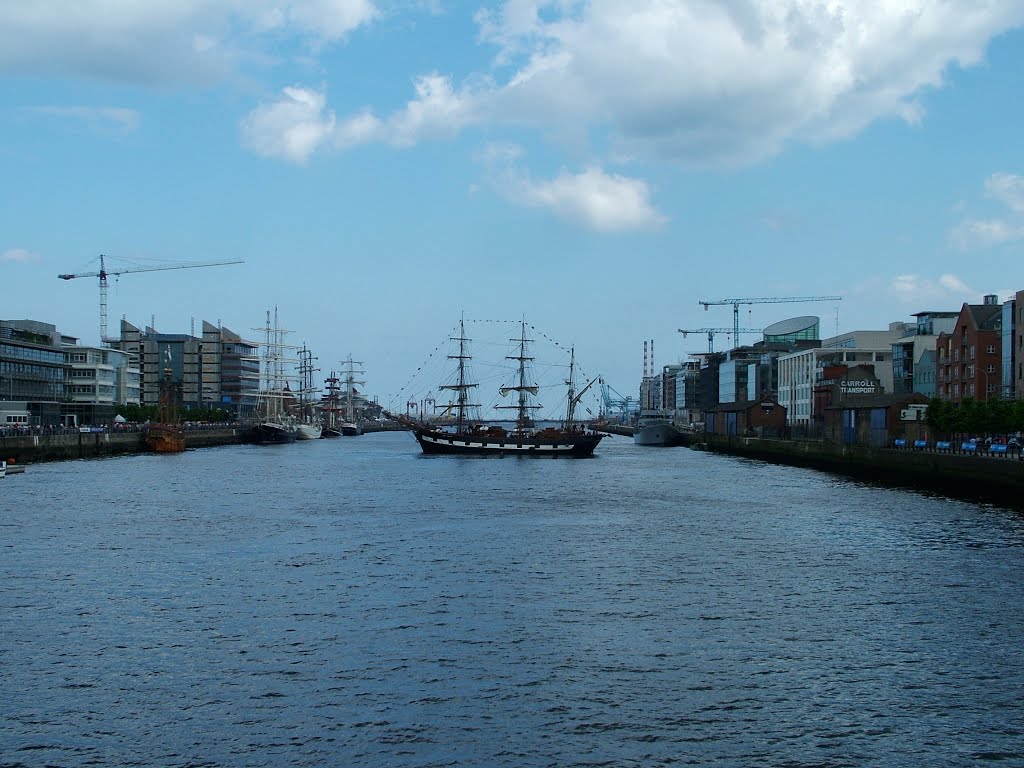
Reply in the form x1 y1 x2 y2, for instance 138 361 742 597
986 345 996 354
970 345 975 359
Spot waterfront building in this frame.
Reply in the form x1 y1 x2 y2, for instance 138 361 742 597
63 344 140 426
673 360 703 425
704 397 787 437
891 311 958 396
114 319 259 417
1017 290 1024 399
936 296 1002 404
777 323 907 432
1003 293 1020 400
822 392 929 447
0 319 69 427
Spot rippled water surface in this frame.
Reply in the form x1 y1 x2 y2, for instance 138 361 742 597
2 432 1024 767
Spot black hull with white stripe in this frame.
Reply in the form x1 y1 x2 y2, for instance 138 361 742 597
409 424 602 458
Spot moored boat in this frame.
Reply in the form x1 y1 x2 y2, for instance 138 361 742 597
294 344 322 440
320 372 343 437
389 317 603 458
339 355 365 436
633 410 690 447
1 459 25 477
146 350 186 453
253 307 298 445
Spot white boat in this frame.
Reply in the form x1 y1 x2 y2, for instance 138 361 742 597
633 410 689 447
339 355 365 436
1 459 25 477
294 344 322 440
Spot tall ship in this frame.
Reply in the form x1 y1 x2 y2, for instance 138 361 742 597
633 410 690 447
389 317 603 457
339 355 365 436
146 349 186 453
294 344 322 440
253 307 297 444
320 371 343 438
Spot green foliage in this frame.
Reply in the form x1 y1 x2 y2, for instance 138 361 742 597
116 404 157 422
927 397 1023 438
115 404 231 422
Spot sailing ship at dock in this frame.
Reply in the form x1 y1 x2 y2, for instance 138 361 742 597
390 318 603 457
252 308 297 444
294 344 322 440
339 355 365 436
146 349 186 453
320 371 343 438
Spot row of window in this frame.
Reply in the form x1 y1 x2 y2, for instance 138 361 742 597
0 344 65 365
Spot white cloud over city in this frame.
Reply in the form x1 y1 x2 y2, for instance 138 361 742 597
1 248 41 263
0 0 378 84
951 172 1024 250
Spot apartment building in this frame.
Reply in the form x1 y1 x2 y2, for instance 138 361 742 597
936 296 1002 404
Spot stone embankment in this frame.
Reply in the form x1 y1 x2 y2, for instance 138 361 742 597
0 421 407 464
701 434 1024 510
0 426 248 463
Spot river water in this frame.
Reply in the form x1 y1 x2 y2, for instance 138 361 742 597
2 431 1023 767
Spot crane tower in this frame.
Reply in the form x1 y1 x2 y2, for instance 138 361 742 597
58 254 244 344
698 295 842 342
678 327 763 353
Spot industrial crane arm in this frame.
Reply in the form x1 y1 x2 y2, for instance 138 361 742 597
58 257 244 280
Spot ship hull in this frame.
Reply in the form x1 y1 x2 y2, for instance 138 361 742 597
412 426 602 457
146 425 186 453
340 422 363 436
296 423 322 440
254 422 297 444
633 421 689 447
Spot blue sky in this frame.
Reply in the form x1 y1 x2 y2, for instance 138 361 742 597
3 1 1024 408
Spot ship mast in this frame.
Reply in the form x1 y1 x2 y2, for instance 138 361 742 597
440 315 478 432
496 319 542 432
341 354 365 424
565 347 599 431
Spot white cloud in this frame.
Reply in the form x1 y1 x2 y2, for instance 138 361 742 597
985 172 1024 213
1 248 41 263
950 218 1024 250
241 85 336 163
28 106 140 136
388 74 475 147
242 74 476 158
499 163 666 232
0 0 378 85
472 1 1024 168
951 172 1024 249
887 273 974 305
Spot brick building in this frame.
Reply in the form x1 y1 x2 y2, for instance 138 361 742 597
936 296 1002 404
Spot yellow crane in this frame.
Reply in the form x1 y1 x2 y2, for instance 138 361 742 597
58 254 244 343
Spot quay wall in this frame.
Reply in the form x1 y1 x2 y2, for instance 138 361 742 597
703 435 1024 510
0 428 248 463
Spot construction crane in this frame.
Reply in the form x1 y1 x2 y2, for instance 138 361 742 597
678 327 763 353
598 377 638 423
58 254 244 343
698 295 842 341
